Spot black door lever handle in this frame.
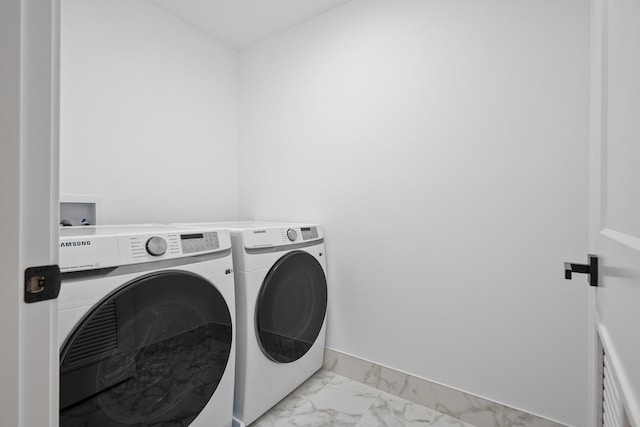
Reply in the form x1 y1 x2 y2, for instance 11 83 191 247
564 254 598 286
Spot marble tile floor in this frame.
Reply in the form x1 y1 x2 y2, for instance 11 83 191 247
251 369 477 427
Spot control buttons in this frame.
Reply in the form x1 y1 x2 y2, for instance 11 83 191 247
181 232 220 254
287 228 298 242
146 236 167 256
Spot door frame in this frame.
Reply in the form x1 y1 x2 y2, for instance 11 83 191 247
0 0 60 425
588 0 640 425
587 0 604 424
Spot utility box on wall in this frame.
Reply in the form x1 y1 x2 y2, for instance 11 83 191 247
60 195 102 226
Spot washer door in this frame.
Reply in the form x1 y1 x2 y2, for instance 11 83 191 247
256 251 327 363
59 271 232 427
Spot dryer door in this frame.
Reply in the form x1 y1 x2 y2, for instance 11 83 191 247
59 271 232 427
256 251 327 363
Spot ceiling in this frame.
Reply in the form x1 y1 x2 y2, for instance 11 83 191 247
148 0 352 50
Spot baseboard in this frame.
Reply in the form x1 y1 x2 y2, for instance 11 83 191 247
323 348 568 427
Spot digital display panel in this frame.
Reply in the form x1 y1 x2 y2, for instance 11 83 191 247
301 227 318 240
181 233 204 240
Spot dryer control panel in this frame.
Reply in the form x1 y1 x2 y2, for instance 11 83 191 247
243 225 322 249
119 231 225 265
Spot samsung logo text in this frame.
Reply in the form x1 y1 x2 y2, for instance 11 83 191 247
60 241 92 248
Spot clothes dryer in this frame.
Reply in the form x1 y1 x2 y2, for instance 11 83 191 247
58 224 236 427
174 221 327 427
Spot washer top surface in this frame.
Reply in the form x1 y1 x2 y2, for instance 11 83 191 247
59 223 216 237
172 221 314 230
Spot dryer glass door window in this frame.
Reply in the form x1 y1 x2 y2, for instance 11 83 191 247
256 251 327 363
59 271 232 427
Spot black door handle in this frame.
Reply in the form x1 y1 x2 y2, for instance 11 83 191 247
564 254 598 287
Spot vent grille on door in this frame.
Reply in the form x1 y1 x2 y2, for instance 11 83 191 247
602 351 632 427
62 299 119 371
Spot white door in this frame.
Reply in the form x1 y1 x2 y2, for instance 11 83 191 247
587 0 640 425
0 0 60 426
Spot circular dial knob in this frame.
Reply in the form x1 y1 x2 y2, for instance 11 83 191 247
146 236 167 256
286 228 298 242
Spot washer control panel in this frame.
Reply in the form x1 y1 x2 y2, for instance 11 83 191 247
146 236 168 256
125 234 181 263
59 226 231 272
286 228 298 241
180 232 220 254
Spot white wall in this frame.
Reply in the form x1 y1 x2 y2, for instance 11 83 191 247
60 0 240 225
239 0 589 425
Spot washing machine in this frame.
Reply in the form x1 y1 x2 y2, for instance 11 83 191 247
58 224 236 427
173 221 327 427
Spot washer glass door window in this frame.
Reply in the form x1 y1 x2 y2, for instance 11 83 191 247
256 251 327 363
59 271 232 427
